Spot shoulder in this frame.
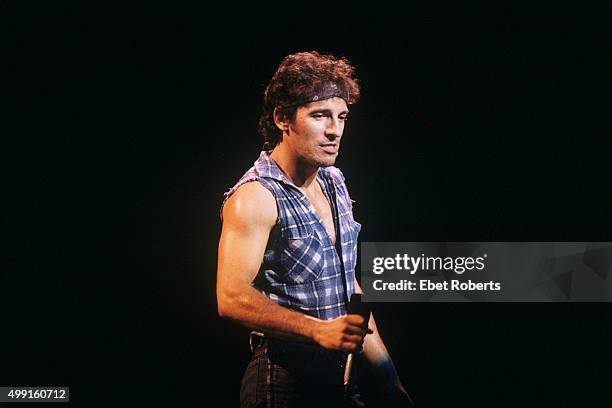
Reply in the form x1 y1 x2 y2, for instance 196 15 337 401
222 181 277 230
323 166 350 193
323 166 346 184
323 166 355 209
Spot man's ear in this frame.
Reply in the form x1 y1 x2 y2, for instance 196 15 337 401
273 108 289 133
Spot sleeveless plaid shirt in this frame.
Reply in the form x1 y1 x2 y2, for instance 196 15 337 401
221 151 361 320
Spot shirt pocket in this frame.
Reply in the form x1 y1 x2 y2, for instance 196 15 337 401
341 218 361 276
280 226 325 284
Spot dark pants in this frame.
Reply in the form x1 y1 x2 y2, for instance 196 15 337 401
240 335 365 408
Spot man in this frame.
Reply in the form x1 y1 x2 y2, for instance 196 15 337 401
217 51 413 407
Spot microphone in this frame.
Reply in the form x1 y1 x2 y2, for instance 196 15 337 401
343 293 371 387
346 293 371 320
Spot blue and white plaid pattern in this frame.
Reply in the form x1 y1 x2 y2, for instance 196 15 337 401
222 151 361 320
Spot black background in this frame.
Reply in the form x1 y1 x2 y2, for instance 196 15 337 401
3 1 611 407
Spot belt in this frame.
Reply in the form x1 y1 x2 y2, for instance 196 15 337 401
249 331 266 353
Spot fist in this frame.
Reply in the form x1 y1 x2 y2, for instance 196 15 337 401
314 314 373 352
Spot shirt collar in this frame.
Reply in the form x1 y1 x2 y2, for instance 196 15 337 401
253 150 334 188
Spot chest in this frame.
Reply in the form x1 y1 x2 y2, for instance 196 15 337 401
304 187 336 246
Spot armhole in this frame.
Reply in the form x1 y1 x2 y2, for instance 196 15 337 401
256 179 281 231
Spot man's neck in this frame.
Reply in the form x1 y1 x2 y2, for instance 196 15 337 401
269 145 319 191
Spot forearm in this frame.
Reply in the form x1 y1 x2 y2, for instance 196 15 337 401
360 314 415 406
218 284 321 343
363 315 403 389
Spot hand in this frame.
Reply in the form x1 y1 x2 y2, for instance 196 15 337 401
313 314 373 352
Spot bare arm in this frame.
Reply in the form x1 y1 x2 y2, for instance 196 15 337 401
216 182 369 351
355 280 415 406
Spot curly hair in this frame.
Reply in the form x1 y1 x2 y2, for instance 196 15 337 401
259 51 361 150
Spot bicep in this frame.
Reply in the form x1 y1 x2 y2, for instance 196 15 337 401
217 183 277 295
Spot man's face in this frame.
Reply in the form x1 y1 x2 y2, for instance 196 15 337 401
285 97 349 168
